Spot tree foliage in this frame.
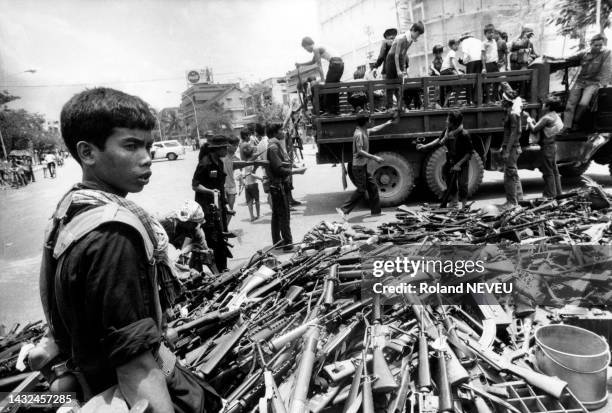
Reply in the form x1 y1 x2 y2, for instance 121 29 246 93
196 101 234 136
0 108 61 154
246 82 284 124
549 0 611 47
160 107 184 139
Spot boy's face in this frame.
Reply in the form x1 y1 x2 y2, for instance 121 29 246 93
410 29 420 40
591 40 604 53
303 44 314 53
485 31 494 40
493 31 500 40
87 127 153 195
452 44 459 51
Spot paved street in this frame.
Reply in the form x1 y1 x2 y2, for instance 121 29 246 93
1 146 611 326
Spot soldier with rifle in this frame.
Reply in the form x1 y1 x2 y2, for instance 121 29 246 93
192 135 258 270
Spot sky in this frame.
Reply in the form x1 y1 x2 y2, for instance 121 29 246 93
0 0 319 120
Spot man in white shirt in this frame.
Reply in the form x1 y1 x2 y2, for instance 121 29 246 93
460 32 483 105
440 39 462 106
481 23 500 103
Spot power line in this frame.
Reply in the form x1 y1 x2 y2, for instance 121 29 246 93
2 71 262 88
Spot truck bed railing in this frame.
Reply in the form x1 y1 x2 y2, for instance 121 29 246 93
311 69 538 116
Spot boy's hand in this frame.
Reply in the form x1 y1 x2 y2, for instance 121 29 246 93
374 155 384 163
293 167 307 175
452 164 462 171
416 143 425 151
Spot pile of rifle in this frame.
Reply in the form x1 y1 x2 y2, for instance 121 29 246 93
2 180 612 411
164 190 612 413
0 322 45 389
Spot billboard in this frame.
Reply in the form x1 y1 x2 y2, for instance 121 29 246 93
186 68 213 84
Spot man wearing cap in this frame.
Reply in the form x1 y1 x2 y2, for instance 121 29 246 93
500 91 525 208
373 28 398 79
192 135 231 271
510 27 538 98
337 114 393 220
545 33 611 131
459 31 483 105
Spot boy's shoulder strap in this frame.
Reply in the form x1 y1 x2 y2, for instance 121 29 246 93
53 202 155 262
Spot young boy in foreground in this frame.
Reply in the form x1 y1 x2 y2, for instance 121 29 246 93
40 87 219 412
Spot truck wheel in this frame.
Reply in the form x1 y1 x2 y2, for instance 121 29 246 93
370 152 415 207
424 147 484 199
559 161 591 177
167 153 178 161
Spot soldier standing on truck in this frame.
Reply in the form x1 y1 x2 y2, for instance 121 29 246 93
384 22 425 109
372 28 398 79
336 114 393 220
417 110 473 209
500 91 525 208
296 37 344 115
544 33 611 131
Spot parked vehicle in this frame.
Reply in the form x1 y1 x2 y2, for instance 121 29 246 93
311 61 612 206
151 140 186 161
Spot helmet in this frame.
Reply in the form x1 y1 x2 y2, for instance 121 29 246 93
177 200 205 223
482 204 501 218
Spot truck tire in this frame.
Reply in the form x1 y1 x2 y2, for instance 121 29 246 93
370 151 415 207
559 161 591 177
424 147 484 199
167 152 178 161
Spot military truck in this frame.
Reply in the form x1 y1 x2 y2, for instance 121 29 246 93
311 61 612 206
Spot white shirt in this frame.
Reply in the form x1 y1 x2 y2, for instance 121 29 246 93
256 136 268 178
482 38 499 64
460 37 483 63
44 154 56 163
441 50 456 72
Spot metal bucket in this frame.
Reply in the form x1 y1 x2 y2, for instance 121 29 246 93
535 324 610 410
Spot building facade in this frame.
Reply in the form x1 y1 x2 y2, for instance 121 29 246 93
317 0 575 81
180 83 251 132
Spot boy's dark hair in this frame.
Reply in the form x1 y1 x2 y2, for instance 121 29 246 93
255 123 266 136
60 87 156 163
544 95 563 112
447 110 463 127
411 21 425 35
228 135 240 145
448 39 458 48
432 44 444 54
267 123 282 138
301 36 315 47
356 114 370 127
501 32 508 41
240 129 250 141
484 24 495 34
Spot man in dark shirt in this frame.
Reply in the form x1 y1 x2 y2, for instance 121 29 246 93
373 28 398 78
500 91 525 207
418 110 473 208
40 87 219 412
265 123 306 251
192 135 230 271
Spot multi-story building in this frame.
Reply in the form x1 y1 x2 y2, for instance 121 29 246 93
317 0 573 79
180 83 251 132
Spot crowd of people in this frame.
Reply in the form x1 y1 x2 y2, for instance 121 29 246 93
0 151 65 189
299 23 610 123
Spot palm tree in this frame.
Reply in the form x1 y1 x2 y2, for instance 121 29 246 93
161 108 183 139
